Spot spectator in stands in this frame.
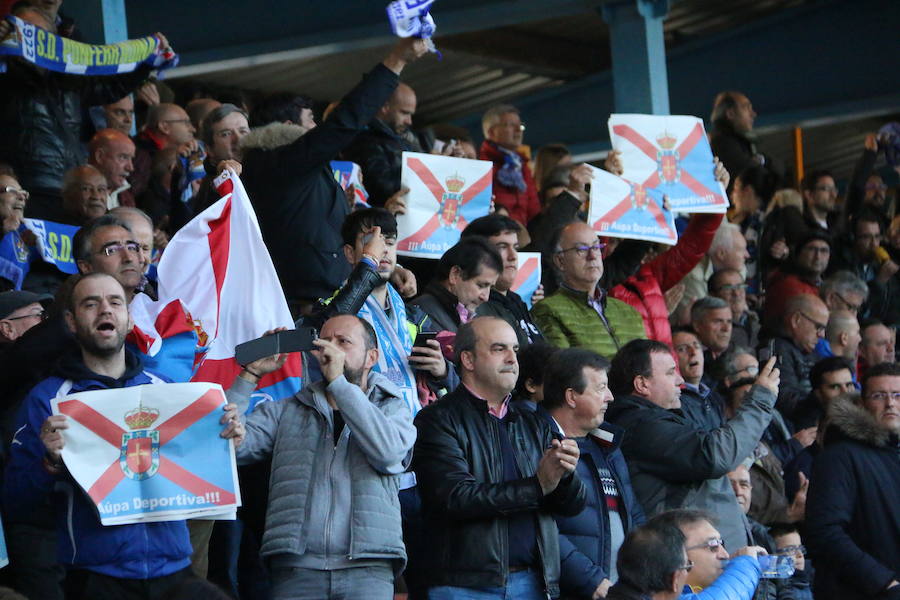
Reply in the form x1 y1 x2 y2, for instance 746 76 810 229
409 236 502 334
462 214 544 346
793 356 856 430
672 327 726 433
131 103 197 199
606 339 778 552
709 91 778 193
512 342 556 411
805 362 900 600
780 170 838 246
771 294 829 418
185 98 222 133
840 133 888 233
819 269 868 317
73 215 143 301
759 188 802 283
479 105 540 226
709 269 759 349
102 94 136 135
728 164 778 290
0 290 50 345
0 172 26 239
232 314 416 600
818 309 861 362
89 129 137 209
690 297 733 364
532 222 645 358
59 165 109 225
4 273 242 598
0 9 167 219
343 82 424 208
764 232 830 330
726 465 814 599
648 509 764 598
676 221 749 322
539 348 646 599
830 210 891 284
604 521 691 600
413 317 585 599
109 207 157 295
858 319 895 379
239 38 427 317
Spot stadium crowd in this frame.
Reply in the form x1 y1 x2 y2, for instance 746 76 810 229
0 2 898 600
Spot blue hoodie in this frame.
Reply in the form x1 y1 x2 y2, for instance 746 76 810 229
2 349 192 579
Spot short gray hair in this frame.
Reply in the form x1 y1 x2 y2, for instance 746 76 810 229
821 270 869 303
690 296 729 322
709 221 742 257
482 104 519 139
720 345 755 377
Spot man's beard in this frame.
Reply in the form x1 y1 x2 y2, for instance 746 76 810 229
76 326 127 359
343 364 365 386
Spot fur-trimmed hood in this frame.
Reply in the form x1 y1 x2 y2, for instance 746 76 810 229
826 395 899 449
239 122 311 152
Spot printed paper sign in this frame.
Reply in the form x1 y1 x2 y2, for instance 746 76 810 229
609 114 728 214
52 382 241 525
23 218 79 275
587 166 677 245
396 152 492 258
511 252 541 308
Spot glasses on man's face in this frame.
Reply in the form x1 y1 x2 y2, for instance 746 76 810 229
686 538 725 552
815 185 838 194
799 312 827 334
5 309 47 322
865 391 900 403
729 364 759 379
715 283 747 294
0 186 29 201
777 545 806 557
98 242 140 257
558 242 606 259
835 292 862 313
677 559 694 573
865 182 888 192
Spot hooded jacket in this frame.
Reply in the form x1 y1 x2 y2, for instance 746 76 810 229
805 397 900 600
2 349 192 579
239 64 399 302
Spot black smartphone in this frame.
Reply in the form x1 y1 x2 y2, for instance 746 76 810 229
235 327 317 365
759 339 779 366
413 331 438 351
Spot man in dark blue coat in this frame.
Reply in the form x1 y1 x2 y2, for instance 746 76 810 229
539 347 645 599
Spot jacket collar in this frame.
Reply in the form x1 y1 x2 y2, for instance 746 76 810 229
825 395 900 449
240 122 311 152
54 346 145 390
297 371 402 414
457 383 520 421
536 404 624 449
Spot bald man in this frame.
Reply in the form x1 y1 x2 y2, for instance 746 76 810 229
343 82 426 208
822 309 861 362
131 102 197 197
772 293 830 417
89 128 137 208
186 98 222 132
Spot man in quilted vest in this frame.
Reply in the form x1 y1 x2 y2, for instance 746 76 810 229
532 222 645 358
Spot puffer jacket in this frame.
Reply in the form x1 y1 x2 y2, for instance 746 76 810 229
0 58 151 200
609 213 723 346
235 372 415 569
605 386 776 553
2 349 191 579
412 385 586 597
239 63 399 302
805 396 900 600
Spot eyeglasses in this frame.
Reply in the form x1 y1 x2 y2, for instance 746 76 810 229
798 312 827 334
777 545 806 557
865 183 888 192
677 560 694 572
557 242 606 258
686 538 725 552
4 309 47 322
98 242 140 257
865 391 900 402
715 283 747 293
0 186 29 200
815 185 838 194
834 292 862 313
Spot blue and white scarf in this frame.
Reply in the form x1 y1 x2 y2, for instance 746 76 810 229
357 283 419 417
495 143 528 192
0 16 178 75
386 0 441 57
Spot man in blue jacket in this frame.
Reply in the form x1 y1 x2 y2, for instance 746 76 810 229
3 273 244 599
539 347 645 599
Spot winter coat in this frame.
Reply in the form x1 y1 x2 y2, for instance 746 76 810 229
342 118 415 207
605 386 776 553
2 350 192 579
762 268 819 331
770 336 816 419
479 140 540 226
476 288 544 348
805 396 900 600
408 281 464 334
239 64 399 302
609 213 723 346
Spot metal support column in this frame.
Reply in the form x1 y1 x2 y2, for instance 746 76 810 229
63 0 127 43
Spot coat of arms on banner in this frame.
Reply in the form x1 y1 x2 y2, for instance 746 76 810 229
655 132 681 184
587 166 677 246
120 404 160 480
440 173 465 229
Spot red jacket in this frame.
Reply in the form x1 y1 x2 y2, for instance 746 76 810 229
479 140 540 226
610 213 724 346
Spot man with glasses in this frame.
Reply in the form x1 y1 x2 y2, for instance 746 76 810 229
533 222 645 358
647 509 764 598
764 232 831 330
478 104 540 226
781 170 838 247
806 362 900 600
771 294 830 419
709 268 759 349
131 103 198 198
0 290 50 344
820 270 868 317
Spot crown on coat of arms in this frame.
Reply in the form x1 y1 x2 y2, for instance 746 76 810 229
124 403 159 430
445 173 466 193
656 131 677 149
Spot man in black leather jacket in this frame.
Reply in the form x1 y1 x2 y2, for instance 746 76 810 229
413 316 586 599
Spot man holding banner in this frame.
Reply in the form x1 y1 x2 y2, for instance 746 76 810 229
3 272 245 599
